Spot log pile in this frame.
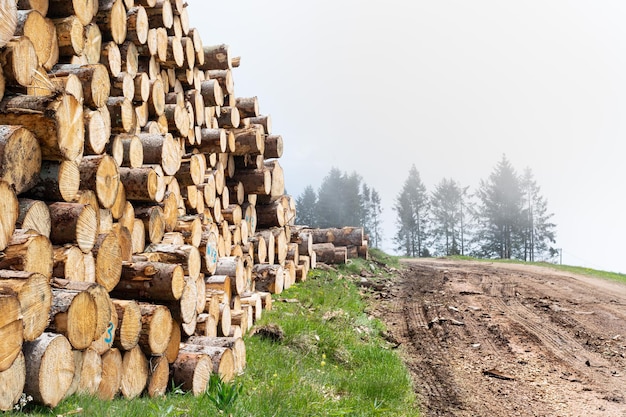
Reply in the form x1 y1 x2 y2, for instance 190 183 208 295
0 0 352 409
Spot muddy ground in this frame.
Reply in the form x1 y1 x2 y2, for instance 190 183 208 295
371 258 626 417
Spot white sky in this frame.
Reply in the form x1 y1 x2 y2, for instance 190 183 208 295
188 0 626 273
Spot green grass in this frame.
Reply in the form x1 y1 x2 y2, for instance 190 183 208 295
11 253 416 417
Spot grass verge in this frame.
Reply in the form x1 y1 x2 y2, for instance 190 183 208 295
11 253 416 416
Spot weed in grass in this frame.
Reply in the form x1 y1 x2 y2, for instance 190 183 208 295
205 373 243 414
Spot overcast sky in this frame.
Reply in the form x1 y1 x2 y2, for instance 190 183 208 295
188 1 626 273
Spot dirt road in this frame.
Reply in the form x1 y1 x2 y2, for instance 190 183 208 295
374 258 626 416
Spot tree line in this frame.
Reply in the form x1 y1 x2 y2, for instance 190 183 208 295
295 155 557 262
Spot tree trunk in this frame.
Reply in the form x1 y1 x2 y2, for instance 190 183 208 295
215 256 245 295
79 154 120 209
92 232 123 292
23 332 74 407
0 36 38 88
52 245 85 282
51 64 111 109
134 204 165 244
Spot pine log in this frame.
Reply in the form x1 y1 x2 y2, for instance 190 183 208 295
23 332 74 407
297 257 310 282
306 227 365 247
0 93 84 162
112 261 185 301
215 256 245 295
234 168 271 195
200 78 223 106
100 40 122 77
253 264 284 294
134 204 165 244
0 271 50 342
111 299 142 351
0 229 53 278
195 313 217 337
0 36 38 88
92 232 123 292
256 200 286 228
119 133 143 168
126 5 149 45
283 260 296 289
0 125 40 194
95 0 127 44
51 64 111 109
256 230 275 265
97 347 122 400
24 160 79 203
231 126 264 156
75 347 102 395
90 300 117 354
84 108 111 155
48 0 94 25
120 345 148 399
235 96 259 119
53 15 84 56
311 242 336 264
79 155 121 210
147 76 166 116
264 134 283 159
199 226 219 275
174 215 202 247
142 243 201 280
119 165 164 202
164 319 180 363
240 292 262 321
199 44 231 71
119 41 139 77
107 96 137 134
137 302 173 355
16 10 58 70
112 223 133 262
186 336 245 375
52 245 85 281
146 354 169 398
179 344 235 382
110 71 135 100
171 350 212 396
0 292 22 373
17 198 50 238
48 202 98 253
0 351 25 411
137 132 181 175
82 23 103 64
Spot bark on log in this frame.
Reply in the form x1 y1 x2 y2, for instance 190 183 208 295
119 165 165 203
112 261 185 301
25 160 79 203
234 168 271 196
53 15 84 56
95 0 127 44
48 0 94 25
22 332 74 407
134 204 165 244
199 44 231 71
0 93 84 162
0 271 51 341
215 256 245 295
306 227 365 247
231 126 264 156
138 132 181 175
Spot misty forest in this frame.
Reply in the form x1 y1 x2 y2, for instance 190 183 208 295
295 154 557 262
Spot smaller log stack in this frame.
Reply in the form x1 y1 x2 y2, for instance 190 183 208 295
0 0 375 410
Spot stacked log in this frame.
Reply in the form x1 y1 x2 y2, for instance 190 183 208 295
0 0 356 409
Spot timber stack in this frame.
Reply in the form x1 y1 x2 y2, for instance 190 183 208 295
0 0 371 409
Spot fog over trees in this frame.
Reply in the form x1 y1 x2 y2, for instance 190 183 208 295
296 155 557 262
